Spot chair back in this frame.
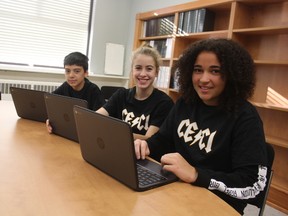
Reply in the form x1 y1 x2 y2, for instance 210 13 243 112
247 143 275 216
101 86 125 101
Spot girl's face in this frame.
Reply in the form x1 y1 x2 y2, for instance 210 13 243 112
192 51 226 106
132 54 157 91
64 65 88 91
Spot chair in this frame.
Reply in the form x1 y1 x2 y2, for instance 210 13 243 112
247 143 275 216
101 86 125 101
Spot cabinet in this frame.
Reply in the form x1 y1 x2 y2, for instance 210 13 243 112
132 0 288 214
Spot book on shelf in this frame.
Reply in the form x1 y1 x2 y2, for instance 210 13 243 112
170 68 180 90
148 38 172 58
177 12 185 34
178 8 215 34
196 8 215 32
144 15 174 37
159 16 174 36
145 19 158 37
155 66 171 89
182 10 198 34
165 38 172 58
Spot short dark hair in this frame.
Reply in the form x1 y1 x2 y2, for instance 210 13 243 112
64 52 89 71
175 38 255 112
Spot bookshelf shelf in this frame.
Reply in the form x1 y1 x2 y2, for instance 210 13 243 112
254 60 288 66
272 174 288 193
139 35 173 40
266 136 288 149
233 26 288 35
132 1 288 213
269 173 288 213
176 30 229 38
169 88 179 93
251 102 288 112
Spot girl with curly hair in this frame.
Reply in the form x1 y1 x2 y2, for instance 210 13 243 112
134 38 267 214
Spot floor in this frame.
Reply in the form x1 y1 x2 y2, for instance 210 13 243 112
244 204 288 216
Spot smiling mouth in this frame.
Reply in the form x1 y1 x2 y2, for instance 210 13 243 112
138 78 149 82
200 86 210 89
199 86 211 93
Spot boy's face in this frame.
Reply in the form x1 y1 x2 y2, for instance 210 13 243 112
64 64 88 91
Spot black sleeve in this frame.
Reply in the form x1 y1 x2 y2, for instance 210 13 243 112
89 85 105 111
146 105 177 161
149 96 174 127
193 108 268 213
103 88 125 117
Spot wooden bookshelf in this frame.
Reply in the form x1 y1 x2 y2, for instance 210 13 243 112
132 0 288 214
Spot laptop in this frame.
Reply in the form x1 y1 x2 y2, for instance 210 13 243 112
44 93 87 142
73 105 178 191
10 87 48 122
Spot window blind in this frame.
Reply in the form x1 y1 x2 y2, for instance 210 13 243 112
0 0 91 69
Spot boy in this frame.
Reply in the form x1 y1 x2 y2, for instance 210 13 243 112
46 52 105 133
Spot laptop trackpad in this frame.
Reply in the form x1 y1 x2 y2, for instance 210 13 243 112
137 159 177 179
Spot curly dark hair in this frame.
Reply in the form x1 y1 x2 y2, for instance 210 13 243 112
175 38 255 112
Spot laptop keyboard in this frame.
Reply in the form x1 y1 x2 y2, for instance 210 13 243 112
137 164 167 187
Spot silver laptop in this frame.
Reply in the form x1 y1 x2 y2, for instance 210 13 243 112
44 93 87 142
10 87 48 122
73 105 178 191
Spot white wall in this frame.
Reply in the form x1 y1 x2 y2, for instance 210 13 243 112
90 0 194 77
89 0 132 76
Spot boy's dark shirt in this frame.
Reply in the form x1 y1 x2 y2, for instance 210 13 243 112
53 78 105 111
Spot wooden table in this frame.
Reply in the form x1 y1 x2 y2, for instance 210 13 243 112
0 101 239 216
